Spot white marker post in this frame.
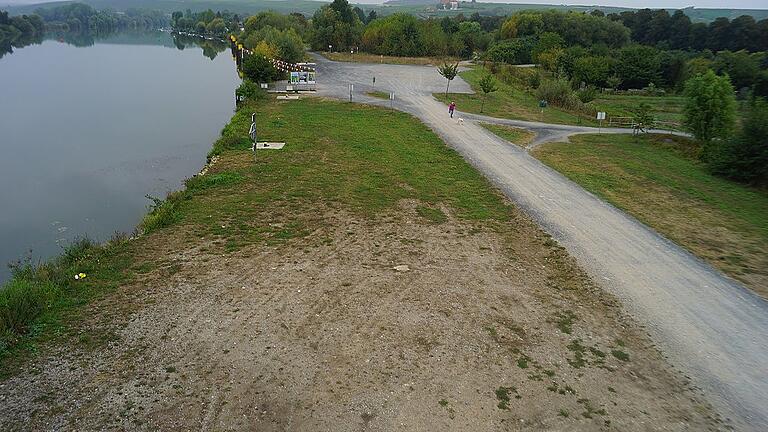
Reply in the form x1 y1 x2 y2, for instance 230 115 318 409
349 84 354 102
597 111 606 133
389 92 395 109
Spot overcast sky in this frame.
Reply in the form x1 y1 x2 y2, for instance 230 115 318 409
2 0 766 9
360 0 768 8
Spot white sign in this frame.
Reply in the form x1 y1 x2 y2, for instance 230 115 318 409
597 111 606 120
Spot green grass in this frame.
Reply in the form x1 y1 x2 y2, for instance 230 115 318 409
435 67 597 126
436 67 685 130
416 206 447 224
552 310 577 334
533 133 768 296
1 95 522 370
495 386 519 409
480 123 535 147
366 90 391 100
611 349 630 362
591 93 685 129
322 51 458 66
0 237 132 367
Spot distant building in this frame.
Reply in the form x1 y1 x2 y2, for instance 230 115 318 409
440 0 459 10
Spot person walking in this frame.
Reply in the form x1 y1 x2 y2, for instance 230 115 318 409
448 101 456 118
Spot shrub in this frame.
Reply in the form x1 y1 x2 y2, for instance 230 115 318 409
528 71 542 89
236 80 267 102
494 64 536 87
576 86 598 103
0 279 58 340
242 53 278 83
140 194 182 234
683 70 737 145
536 78 574 108
706 98 768 185
632 102 655 127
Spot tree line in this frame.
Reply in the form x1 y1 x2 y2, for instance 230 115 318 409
34 3 166 33
605 9 768 53
171 9 240 38
0 10 44 50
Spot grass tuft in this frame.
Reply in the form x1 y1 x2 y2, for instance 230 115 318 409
0 237 131 361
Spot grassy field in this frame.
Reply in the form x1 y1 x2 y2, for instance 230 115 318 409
0 95 514 366
436 67 686 130
533 133 768 296
592 93 685 129
322 51 459 66
366 90 390 99
435 67 599 126
480 123 536 147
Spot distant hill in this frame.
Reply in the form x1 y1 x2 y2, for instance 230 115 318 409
5 0 330 16
5 0 767 23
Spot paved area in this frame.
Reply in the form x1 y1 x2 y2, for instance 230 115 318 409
312 54 768 431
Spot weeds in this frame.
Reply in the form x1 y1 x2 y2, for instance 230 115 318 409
611 349 630 362
140 194 182 234
553 310 577 334
416 206 447 224
0 237 130 359
495 386 520 409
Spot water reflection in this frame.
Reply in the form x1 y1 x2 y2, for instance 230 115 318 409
0 30 229 59
0 31 239 282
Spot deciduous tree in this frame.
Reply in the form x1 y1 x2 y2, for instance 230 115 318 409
683 70 737 147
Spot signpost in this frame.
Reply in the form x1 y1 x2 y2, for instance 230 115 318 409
597 111 606 133
249 112 261 148
539 100 547 121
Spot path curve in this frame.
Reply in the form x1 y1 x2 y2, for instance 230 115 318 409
311 54 768 431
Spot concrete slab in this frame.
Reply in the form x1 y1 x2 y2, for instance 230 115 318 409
277 95 300 100
253 142 285 150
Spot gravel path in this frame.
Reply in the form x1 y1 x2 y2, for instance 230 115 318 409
312 54 768 431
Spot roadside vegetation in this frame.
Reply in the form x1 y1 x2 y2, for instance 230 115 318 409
533 133 768 295
366 90 390 99
480 123 535 147
322 51 455 66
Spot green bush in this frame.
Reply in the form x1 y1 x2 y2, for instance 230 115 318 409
683 70 737 145
0 279 58 340
536 78 575 108
528 71 542 89
707 98 768 185
576 86 598 103
242 53 278 83
140 194 182 234
236 80 267 102
495 64 536 87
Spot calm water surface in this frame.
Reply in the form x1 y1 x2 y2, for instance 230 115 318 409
0 32 240 282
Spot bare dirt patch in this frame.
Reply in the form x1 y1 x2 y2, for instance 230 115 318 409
0 201 722 431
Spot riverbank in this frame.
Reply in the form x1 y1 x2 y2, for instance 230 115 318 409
1 97 724 430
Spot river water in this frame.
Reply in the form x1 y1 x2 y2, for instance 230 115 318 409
0 32 240 282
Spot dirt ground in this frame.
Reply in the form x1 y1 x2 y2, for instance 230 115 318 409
0 199 724 431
